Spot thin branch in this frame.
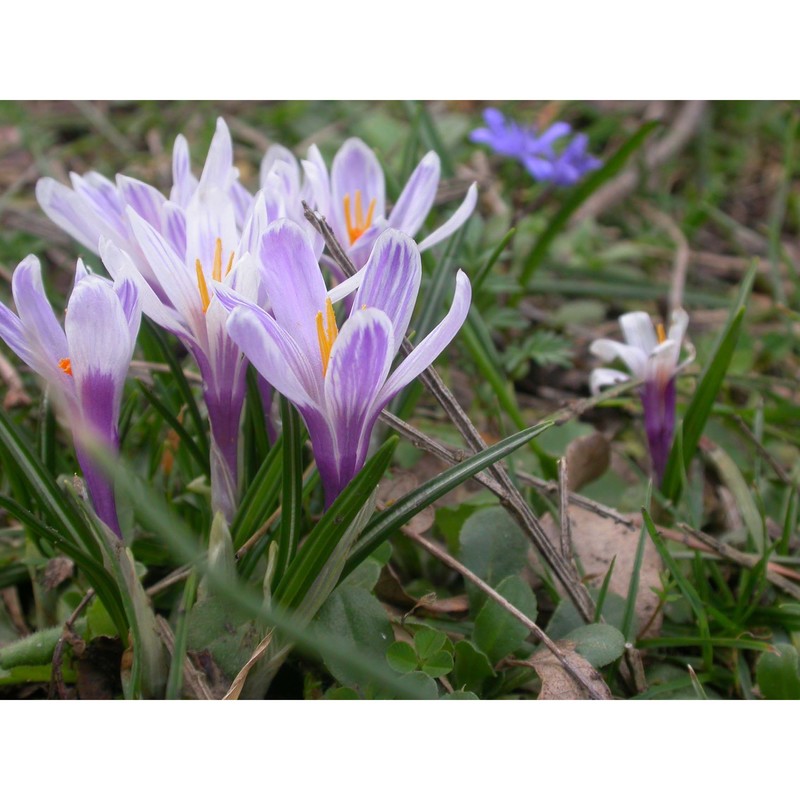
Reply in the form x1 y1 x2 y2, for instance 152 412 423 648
641 203 690 316
50 589 95 699
403 528 609 699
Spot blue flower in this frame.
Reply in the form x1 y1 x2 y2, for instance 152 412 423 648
470 107 601 186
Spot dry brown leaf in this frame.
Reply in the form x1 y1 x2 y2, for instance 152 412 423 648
377 469 434 535
539 506 664 637
41 556 74 591
530 643 612 700
565 432 610 491
222 630 274 700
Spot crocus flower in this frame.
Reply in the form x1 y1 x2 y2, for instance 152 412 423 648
589 309 691 481
0 256 141 537
470 107 601 187
216 220 472 505
318 138 477 273
36 118 254 293
99 121 268 522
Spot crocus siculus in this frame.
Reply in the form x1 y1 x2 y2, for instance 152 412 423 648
217 221 472 505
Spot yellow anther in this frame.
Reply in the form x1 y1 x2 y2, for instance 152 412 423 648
315 297 339 376
656 322 666 344
212 238 223 282
361 304 367 311
343 190 376 245
58 357 73 376
195 259 211 313
225 251 235 276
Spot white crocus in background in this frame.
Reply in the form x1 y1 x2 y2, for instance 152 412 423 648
589 308 692 481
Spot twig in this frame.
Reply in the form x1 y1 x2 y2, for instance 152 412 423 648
403 528 609 699
574 101 708 223
558 458 574 564
641 203 690 316
732 415 794 486
50 589 94 699
302 202 598 623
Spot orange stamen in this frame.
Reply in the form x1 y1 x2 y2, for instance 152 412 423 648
343 190 377 245
58 357 72 376
212 238 223 282
195 259 211 313
225 251 235 276
656 322 666 344
315 297 339 376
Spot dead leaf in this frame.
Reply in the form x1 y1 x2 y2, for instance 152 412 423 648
223 629 274 700
538 506 664 637
377 469 434 535
530 642 612 700
565 432 610 491
375 564 469 616
41 556 75 591
76 636 124 700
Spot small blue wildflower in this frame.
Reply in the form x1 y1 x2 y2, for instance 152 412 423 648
470 107 601 186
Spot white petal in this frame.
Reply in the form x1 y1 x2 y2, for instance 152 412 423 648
619 311 657 355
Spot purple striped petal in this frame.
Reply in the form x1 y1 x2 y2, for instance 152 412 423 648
36 178 110 254
258 219 329 368
320 309 394 500
353 229 421 353
0 300 34 366
171 133 198 207
376 269 471 406
260 144 300 195
199 118 234 191
117 175 168 231
418 182 477 252
160 201 187 257
388 151 440 236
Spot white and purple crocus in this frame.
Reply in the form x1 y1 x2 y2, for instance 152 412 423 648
589 309 691 481
0 256 141 537
216 220 472 505
317 138 478 275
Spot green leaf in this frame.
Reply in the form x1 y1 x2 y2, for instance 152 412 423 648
344 418 554 576
521 121 660 283
414 627 447 661
452 640 495 694
274 437 397 609
386 641 418 674
395 670 439 699
548 592 627 640
421 650 454 679
565 623 626 668
315 585 393 686
756 644 800 700
441 690 480 700
473 574 538 663
661 264 756 502
459 506 528 612
275 397 304 585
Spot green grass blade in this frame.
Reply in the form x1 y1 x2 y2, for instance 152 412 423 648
661 263 756 503
521 121 661 285
344 418 555 575
273 436 398 609
275 397 304 586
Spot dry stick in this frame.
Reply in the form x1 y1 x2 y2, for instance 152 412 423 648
732 415 794 486
302 203 598 623
403 527 608 699
558 458 575 565
50 589 95 699
574 101 708 223
642 203 690 316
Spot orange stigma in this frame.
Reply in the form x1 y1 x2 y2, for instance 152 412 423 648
195 238 235 313
59 358 73 376
343 190 376 245
315 297 339 376
656 322 667 344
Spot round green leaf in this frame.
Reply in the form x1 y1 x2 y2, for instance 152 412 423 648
387 641 418 674
566 623 626 668
421 650 454 678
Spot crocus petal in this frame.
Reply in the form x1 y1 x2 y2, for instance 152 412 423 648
161 201 188 257
258 219 329 367
70 173 128 240
321 309 394 496
117 175 168 231
388 151 440 237
619 311 658 355
36 178 110 254
11 255 68 364
589 367 630 395
353 229 421 353
647 340 680 385
326 269 365 304
330 138 386 242
589 338 647 379
170 133 198 207
226 303 319 409
417 182 478 252
667 307 689 346
199 118 235 191
0 301 34 366
376 270 471 407
260 144 300 194
185 186 238 275
238 192 268 260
